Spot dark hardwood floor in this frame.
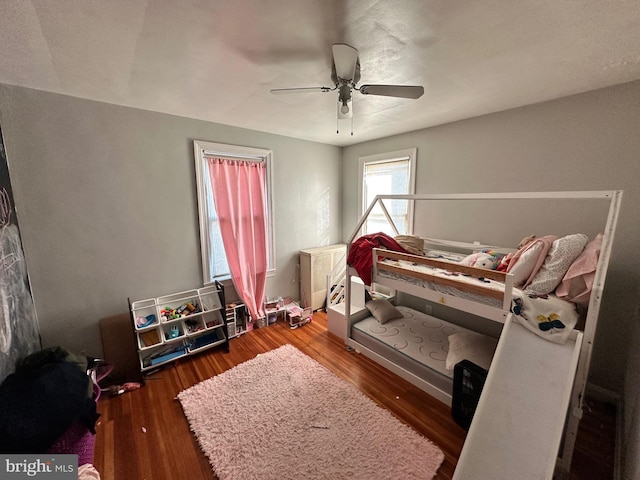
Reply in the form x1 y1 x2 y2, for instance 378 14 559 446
93 312 615 480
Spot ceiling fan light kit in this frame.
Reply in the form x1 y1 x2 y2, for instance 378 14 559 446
338 99 352 118
271 43 424 134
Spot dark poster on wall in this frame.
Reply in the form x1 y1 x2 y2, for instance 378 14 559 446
0 123 40 383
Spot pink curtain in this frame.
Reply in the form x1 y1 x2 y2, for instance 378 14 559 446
208 157 267 321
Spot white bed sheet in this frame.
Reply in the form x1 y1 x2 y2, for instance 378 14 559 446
352 305 478 378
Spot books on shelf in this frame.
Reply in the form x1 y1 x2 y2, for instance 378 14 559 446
139 329 160 347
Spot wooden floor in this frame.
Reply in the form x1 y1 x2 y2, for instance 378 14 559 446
93 312 615 480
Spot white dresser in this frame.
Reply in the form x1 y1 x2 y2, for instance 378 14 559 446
299 244 346 311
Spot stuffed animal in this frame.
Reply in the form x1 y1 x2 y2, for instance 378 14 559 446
460 252 499 269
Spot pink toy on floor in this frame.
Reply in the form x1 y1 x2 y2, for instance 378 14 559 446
109 382 141 396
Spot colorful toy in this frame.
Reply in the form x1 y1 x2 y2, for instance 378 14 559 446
166 325 180 339
160 301 201 321
109 382 141 396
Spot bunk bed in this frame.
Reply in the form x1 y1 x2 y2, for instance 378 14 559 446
343 191 622 479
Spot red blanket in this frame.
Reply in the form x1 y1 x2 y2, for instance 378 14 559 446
347 233 410 285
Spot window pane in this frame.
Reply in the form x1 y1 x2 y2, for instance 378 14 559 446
204 173 230 278
363 158 411 235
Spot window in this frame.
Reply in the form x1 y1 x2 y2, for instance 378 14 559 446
194 140 275 284
358 148 416 236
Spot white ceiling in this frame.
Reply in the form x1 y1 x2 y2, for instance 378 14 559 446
1 0 640 147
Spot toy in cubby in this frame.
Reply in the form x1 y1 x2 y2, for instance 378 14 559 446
131 298 159 330
160 301 201 321
135 314 157 329
204 310 224 329
184 318 205 334
164 324 183 340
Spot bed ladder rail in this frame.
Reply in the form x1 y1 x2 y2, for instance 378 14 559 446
326 252 347 308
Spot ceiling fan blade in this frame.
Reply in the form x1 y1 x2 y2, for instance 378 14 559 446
359 84 424 99
332 43 359 81
270 86 333 95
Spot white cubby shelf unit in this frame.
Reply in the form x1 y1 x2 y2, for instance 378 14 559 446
129 281 229 373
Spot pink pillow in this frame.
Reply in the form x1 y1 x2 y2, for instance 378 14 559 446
507 236 556 287
556 234 602 305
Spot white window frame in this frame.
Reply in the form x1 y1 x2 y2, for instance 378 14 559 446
357 148 417 236
194 140 275 285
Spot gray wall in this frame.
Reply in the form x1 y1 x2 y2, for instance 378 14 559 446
0 84 342 359
342 79 640 394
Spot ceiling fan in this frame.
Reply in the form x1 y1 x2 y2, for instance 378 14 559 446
270 43 424 134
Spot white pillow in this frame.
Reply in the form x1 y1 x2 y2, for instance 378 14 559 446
526 234 588 295
508 242 545 286
445 332 498 371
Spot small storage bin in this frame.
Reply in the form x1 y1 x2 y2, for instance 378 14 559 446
162 322 184 341
189 330 223 352
137 327 162 349
202 310 224 329
183 317 206 335
255 316 268 328
198 285 223 311
452 360 488 430
131 298 158 329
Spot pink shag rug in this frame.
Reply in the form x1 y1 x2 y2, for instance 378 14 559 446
178 344 444 480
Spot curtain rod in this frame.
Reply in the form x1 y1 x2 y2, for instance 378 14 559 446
202 150 266 162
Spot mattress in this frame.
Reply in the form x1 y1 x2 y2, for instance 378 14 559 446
352 305 477 382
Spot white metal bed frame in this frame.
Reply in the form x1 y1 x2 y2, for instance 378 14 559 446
343 190 622 478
